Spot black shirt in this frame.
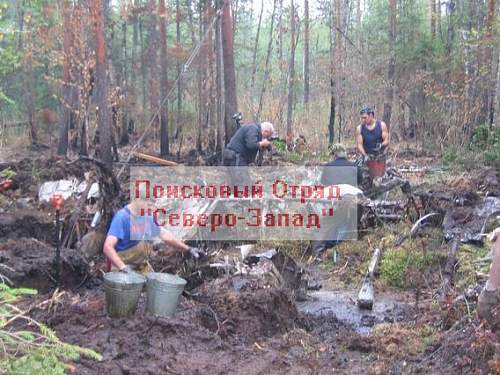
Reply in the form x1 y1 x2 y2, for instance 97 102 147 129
320 157 362 187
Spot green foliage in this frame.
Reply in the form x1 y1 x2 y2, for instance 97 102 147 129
286 152 302 163
472 124 500 167
380 248 433 289
0 283 103 373
0 283 36 303
272 139 287 153
0 168 16 179
442 145 459 164
4 349 67 375
442 125 500 168
455 243 490 291
484 141 500 167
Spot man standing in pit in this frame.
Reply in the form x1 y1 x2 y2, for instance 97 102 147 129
103 198 203 274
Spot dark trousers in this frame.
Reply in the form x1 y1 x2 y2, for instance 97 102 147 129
223 148 251 193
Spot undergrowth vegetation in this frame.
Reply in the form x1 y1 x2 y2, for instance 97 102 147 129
0 283 102 374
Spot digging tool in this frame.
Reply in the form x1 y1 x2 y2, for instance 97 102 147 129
357 248 381 310
51 194 64 285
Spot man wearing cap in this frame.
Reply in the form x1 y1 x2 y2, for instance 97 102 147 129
355 107 390 161
321 144 362 187
313 144 361 257
223 122 274 166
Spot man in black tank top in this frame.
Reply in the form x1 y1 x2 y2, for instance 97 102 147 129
355 107 390 160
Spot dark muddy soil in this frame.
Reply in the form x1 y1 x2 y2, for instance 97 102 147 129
0 238 89 292
1 156 86 196
31 283 357 374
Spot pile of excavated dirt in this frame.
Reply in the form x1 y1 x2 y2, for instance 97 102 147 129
416 323 499 374
196 276 302 341
1 156 86 196
0 211 55 244
29 283 330 374
0 238 89 292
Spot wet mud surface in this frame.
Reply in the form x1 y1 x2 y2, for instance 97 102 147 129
298 289 414 335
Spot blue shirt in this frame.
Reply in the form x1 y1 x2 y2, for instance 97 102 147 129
107 206 161 252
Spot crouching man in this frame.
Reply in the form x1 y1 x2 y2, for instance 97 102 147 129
103 198 203 274
477 227 500 330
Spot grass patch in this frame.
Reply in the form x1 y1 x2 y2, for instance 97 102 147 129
380 247 435 288
455 243 491 291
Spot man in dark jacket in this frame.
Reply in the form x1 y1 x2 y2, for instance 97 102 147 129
223 122 274 166
321 144 362 187
313 144 361 257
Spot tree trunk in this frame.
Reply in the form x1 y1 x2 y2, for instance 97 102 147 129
175 0 182 139
250 0 264 92
207 3 216 152
383 0 396 129
92 0 113 168
328 1 337 146
257 0 277 119
303 0 310 105
286 0 296 144
130 0 139 134
197 0 205 153
120 20 129 145
25 17 36 144
232 0 238 35
57 0 73 156
159 0 169 156
336 0 344 142
17 1 25 49
445 1 455 54
221 0 238 143
482 0 496 126
493 53 500 126
429 0 436 38
215 0 224 158
436 0 442 41
139 18 148 125
278 0 283 62
148 0 160 143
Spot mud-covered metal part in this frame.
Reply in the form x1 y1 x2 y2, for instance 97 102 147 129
357 248 381 310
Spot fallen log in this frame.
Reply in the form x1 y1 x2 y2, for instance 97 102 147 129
357 248 381 310
134 151 179 167
439 238 460 302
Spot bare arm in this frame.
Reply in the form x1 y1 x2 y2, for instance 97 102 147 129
381 122 390 148
355 125 367 156
103 235 126 270
159 229 190 253
488 228 500 289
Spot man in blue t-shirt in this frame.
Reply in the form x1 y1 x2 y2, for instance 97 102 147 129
103 199 203 274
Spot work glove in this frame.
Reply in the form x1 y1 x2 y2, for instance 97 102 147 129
120 265 133 274
188 247 206 259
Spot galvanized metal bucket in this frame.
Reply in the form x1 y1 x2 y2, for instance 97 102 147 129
104 272 146 318
145 273 187 317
